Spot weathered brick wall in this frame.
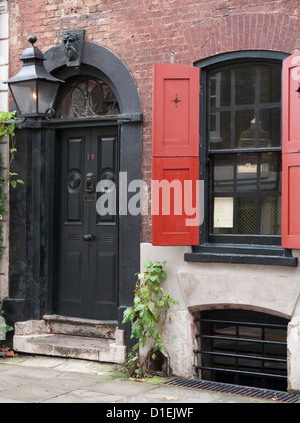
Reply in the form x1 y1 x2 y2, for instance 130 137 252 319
7 0 300 242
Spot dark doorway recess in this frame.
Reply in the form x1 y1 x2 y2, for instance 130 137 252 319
194 309 288 391
6 39 142 352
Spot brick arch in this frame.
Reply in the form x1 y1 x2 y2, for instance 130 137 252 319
184 13 300 62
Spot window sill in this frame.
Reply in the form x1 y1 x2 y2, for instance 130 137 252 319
184 245 297 267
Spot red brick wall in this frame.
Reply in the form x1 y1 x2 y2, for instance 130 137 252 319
8 0 300 242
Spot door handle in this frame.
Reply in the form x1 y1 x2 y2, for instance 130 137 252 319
83 234 94 241
85 172 95 193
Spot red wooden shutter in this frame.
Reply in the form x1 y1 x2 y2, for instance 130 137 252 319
152 63 200 246
152 63 199 157
282 52 300 248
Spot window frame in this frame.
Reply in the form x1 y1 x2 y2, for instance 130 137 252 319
184 51 297 267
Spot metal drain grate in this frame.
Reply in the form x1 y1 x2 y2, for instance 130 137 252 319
162 378 300 403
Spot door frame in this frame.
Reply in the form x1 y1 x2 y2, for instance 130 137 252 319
7 39 142 350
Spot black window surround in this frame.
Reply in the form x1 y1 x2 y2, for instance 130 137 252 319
185 51 297 267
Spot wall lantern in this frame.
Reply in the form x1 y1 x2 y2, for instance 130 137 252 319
4 35 64 119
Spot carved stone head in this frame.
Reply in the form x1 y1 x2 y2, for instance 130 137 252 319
63 31 81 62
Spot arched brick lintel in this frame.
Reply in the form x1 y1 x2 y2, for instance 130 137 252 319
184 13 300 62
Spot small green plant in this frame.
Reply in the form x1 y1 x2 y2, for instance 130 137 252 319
120 352 143 379
123 260 179 365
0 301 13 334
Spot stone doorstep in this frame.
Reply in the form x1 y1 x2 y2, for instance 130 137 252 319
13 316 126 364
13 333 126 364
14 315 119 339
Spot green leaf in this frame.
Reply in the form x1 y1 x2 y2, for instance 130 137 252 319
148 326 155 336
141 309 152 323
149 274 159 282
143 259 152 268
132 320 143 339
148 301 156 316
160 346 168 357
134 303 145 311
122 307 133 323
134 295 141 305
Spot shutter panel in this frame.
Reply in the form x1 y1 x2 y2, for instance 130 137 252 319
152 63 200 245
282 52 300 154
282 154 300 248
282 52 300 248
152 157 199 246
152 63 199 157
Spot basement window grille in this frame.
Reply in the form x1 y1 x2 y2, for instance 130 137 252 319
194 310 288 391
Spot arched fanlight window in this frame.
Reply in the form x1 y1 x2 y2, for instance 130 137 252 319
55 76 120 118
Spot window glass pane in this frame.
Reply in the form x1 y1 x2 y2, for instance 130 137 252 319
260 196 281 235
220 69 231 106
260 152 281 191
235 110 255 148
213 155 234 192
209 69 231 107
239 325 262 339
236 196 257 234
237 153 258 191
260 66 281 103
259 108 281 147
235 66 256 105
209 111 231 149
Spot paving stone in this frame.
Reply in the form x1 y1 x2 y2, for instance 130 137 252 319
0 355 277 403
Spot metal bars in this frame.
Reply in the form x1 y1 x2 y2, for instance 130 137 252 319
194 311 289 391
162 378 299 403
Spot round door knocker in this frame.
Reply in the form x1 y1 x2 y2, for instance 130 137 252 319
67 171 81 190
101 171 115 192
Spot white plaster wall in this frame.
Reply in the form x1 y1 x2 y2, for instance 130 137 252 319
0 0 9 301
140 243 300 391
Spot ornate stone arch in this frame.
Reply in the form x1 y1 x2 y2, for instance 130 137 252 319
44 40 142 115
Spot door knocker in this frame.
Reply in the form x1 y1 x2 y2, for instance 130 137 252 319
85 172 95 193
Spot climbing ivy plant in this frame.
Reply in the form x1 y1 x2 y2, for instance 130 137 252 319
123 260 179 359
0 110 24 258
0 110 24 189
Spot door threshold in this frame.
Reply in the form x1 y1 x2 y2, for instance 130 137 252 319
42 315 118 339
43 314 118 327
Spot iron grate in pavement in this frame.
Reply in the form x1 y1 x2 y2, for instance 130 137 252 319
162 378 300 403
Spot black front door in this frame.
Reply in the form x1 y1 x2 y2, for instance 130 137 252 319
54 126 118 320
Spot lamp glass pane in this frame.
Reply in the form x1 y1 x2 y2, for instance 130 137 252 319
10 81 37 115
37 81 59 114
